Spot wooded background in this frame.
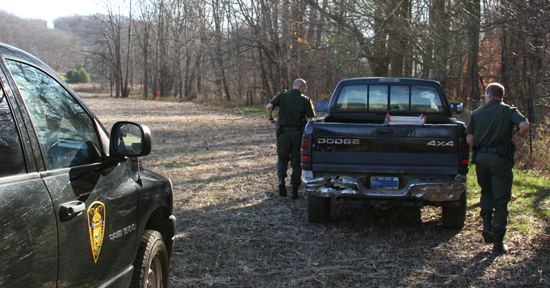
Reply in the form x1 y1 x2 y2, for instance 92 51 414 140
1 0 548 125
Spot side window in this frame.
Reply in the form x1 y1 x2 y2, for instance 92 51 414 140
6 60 102 170
0 87 26 176
411 86 443 112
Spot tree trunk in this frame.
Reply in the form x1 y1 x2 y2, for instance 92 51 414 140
122 0 132 98
466 0 480 108
212 0 230 101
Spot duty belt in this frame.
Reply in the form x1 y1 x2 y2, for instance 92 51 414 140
281 126 303 132
478 146 499 153
476 143 516 162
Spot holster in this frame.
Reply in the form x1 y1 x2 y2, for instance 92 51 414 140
276 124 282 138
497 142 516 161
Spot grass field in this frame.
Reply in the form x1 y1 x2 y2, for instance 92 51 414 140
83 96 550 287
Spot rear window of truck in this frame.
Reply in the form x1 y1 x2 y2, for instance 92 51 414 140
334 85 443 113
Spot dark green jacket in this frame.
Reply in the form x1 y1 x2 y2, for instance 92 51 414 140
466 99 527 147
270 89 315 127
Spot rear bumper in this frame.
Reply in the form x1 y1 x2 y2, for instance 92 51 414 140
302 171 466 203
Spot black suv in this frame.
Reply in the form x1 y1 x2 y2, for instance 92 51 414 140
0 43 175 287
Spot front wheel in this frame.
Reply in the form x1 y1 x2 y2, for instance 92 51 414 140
131 230 169 288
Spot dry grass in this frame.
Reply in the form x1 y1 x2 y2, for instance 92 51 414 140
82 96 550 287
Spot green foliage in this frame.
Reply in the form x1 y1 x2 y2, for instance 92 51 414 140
510 170 550 234
212 105 267 118
468 165 550 238
65 67 91 84
233 106 266 118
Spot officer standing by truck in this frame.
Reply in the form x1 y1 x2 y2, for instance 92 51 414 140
466 83 530 256
266 78 315 199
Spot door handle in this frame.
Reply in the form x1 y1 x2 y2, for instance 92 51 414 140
60 201 86 221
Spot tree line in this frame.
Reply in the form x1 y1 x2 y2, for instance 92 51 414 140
1 1 549 126
0 11 80 72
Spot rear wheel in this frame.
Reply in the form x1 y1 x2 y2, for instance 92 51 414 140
307 193 331 223
442 192 467 229
131 230 169 288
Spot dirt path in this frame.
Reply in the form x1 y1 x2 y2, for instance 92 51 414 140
84 97 548 287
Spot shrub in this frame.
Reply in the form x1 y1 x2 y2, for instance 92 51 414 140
65 67 91 83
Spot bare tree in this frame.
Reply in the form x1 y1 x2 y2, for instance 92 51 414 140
32 0 544 117
466 0 481 107
211 0 231 101
0 12 80 72
134 0 156 98
91 0 134 98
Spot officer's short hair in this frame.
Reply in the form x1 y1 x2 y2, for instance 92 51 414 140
293 78 307 90
486 83 505 98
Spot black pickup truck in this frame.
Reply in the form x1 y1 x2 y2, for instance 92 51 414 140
0 43 175 287
301 78 469 228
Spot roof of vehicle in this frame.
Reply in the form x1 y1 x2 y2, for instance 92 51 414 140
1 43 81 98
337 77 442 86
0 43 58 77
324 77 452 118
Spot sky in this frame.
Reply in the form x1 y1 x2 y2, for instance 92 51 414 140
2 0 105 28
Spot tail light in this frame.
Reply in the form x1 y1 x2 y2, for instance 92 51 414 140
301 138 310 161
302 138 310 150
301 137 312 168
461 142 469 165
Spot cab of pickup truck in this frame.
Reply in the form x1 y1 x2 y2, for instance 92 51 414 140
313 77 464 123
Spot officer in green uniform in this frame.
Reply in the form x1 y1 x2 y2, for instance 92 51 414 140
466 83 530 256
266 78 315 199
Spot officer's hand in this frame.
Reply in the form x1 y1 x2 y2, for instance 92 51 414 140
513 136 525 147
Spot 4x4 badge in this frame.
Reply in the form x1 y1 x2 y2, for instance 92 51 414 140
87 201 106 263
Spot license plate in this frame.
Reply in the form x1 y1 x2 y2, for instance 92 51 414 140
371 177 399 189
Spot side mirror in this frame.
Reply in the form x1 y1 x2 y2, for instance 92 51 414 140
450 103 463 114
315 101 329 112
110 121 152 157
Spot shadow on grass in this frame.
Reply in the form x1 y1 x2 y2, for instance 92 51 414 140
170 190 467 287
170 182 550 287
509 180 550 286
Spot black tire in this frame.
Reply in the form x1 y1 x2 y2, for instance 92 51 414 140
307 193 331 223
442 192 467 229
131 230 169 288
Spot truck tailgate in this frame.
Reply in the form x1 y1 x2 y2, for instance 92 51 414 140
310 122 468 175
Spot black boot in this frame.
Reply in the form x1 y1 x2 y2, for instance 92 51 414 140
482 215 494 244
278 177 287 197
492 235 508 256
291 185 299 199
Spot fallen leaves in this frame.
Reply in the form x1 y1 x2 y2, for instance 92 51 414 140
84 96 550 288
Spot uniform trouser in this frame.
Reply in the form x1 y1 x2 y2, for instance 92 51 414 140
276 130 303 187
475 152 514 238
